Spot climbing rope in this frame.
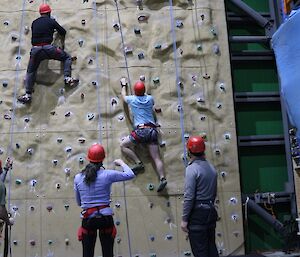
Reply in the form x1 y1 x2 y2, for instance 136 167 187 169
92 1 104 143
113 1 133 256
5 0 27 256
114 0 133 94
168 0 188 167
193 1 219 161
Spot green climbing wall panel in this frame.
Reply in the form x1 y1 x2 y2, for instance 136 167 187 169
236 103 283 136
226 0 291 253
239 146 288 193
233 62 279 92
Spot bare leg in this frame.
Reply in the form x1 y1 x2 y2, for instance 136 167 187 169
120 136 140 163
148 143 165 180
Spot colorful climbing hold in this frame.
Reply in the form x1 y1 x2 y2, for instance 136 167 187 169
153 77 160 84
87 113 95 121
46 205 53 212
134 27 141 34
113 23 120 31
147 183 155 191
197 44 202 51
176 20 183 28
78 39 84 47
29 240 36 246
124 45 133 55
15 179 22 185
137 14 149 22
65 146 72 153
138 52 144 59
78 137 86 144
2 81 8 87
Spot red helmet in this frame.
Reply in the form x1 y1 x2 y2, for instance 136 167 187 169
187 136 205 154
134 81 145 96
39 4 51 14
87 144 105 163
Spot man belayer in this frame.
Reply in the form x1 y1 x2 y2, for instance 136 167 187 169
181 136 219 257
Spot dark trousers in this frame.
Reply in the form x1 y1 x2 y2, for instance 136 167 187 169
82 215 115 257
188 204 219 257
25 45 72 93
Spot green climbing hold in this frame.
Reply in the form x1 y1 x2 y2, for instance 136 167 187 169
147 183 155 191
15 179 22 185
153 77 160 84
197 44 202 51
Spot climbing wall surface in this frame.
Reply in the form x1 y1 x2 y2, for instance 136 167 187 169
0 0 244 256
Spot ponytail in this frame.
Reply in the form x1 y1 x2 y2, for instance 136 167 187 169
82 162 103 185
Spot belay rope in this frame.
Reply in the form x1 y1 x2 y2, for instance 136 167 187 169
113 1 133 256
5 0 27 256
168 0 188 167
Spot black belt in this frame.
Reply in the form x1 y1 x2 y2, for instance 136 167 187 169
195 200 214 204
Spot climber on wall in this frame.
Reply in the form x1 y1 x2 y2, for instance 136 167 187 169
74 143 135 257
120 77 168 192
17 3 79 104
181 136 219 257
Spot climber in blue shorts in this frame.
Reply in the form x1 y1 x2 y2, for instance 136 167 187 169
120 78 167 192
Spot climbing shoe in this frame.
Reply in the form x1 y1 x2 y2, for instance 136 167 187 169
131 162 144 175
157 178 167 192
17 93 32 104
64 77 79 87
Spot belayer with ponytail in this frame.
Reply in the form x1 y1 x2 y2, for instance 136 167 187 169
74 143 135 257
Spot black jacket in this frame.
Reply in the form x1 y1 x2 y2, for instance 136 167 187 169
31 16 66 45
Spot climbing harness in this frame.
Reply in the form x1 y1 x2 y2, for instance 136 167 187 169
168 0 188 166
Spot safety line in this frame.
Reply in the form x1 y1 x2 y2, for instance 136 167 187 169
113 1 133 256
192 1 217 160
168 0 188 167
5 1 27 256
114 0 133 94
92 1 104 143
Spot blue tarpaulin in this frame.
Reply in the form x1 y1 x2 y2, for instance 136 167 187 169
272 9 300 141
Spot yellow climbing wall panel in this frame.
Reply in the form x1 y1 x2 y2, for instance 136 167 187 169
0 0 244 256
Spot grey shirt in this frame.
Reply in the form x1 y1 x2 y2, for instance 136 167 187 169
182 157 217 222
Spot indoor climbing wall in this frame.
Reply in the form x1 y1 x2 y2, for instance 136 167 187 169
0 0 244 256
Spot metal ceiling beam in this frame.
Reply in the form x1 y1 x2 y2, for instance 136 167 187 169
229 0 275 36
